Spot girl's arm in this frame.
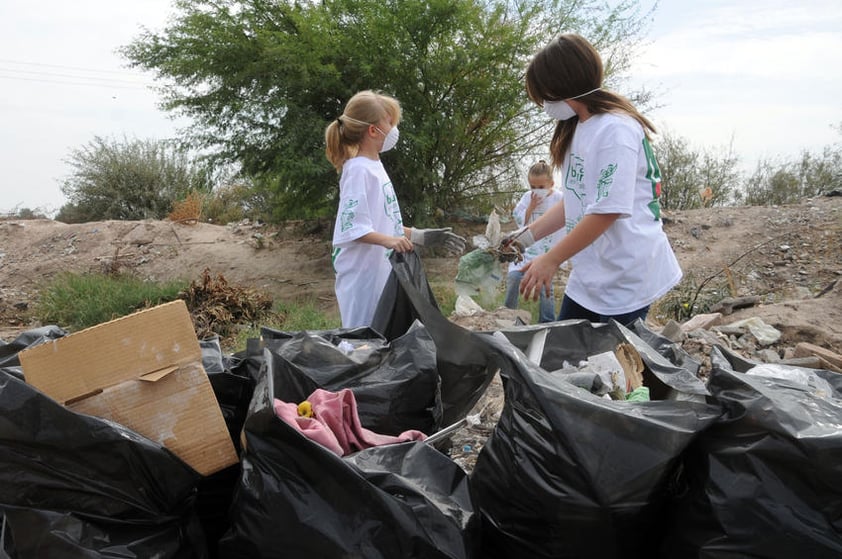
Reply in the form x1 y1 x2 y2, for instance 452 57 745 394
519 213 620 300
359 231 413 252
527 198 566 241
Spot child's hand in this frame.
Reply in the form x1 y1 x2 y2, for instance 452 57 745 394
527 192 541 210
519 255 557 301
385 236 414 253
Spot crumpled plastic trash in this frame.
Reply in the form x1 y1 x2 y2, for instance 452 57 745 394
454 210 504 305
747 363 835 399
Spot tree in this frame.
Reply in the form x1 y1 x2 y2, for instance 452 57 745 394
652 129 741 210
740 123 841 206
58 136 212 223
121 0 652 222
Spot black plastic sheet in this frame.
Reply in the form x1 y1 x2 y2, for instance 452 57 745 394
0 325 67 378
472 321 722 559
0 361 206 558
372 250 498 426
661 346 842 558
197 337 253 559
218 349 480 558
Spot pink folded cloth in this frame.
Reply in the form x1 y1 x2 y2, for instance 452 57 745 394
273 388 427 456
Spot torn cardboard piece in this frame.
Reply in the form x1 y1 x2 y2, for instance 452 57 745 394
584 343 645 397
20 300 238 476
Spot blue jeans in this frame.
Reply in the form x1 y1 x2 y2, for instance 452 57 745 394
505 270 556 323
558 294 649 326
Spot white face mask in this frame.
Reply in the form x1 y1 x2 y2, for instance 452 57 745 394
542 87 602 121
543 100 577 121
376 126 399 153
531 188 551 200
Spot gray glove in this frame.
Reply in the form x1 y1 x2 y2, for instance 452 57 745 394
410 227 467 255
500 226 535 251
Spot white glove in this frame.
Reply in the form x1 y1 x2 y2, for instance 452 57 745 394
410 227 467 255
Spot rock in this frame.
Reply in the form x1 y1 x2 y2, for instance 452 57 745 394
681 312 723 332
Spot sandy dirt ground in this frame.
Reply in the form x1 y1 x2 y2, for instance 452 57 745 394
2 194 840 351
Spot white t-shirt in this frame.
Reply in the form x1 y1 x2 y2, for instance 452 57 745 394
560 112 682 315
508 188 564 273
332 157 405 328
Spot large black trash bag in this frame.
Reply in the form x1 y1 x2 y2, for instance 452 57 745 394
471 324 722 559
197 336 254 559
0 325 67 377
661 346 842 558
218 359 480 559
371 250 497 426
501 319 709 401
259 320 442 435
0 370 206 558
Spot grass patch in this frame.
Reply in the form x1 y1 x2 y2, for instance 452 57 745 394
227 298 341 351
35 272 187 331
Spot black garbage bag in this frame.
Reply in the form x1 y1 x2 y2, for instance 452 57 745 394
372 250 497 426
218 354 480 558
502 319 710 401
661 346 842 558
0 325 67 377
0 369 206 558
472 322 722 559
197 336 254 559
259 320 442 435
628 318 703 378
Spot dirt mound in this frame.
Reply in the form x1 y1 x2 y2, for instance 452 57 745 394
1 195 841 354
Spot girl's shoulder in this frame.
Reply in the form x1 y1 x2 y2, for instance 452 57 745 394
588 112 642 132
341 156 386 181
343 156 382 172
580 112 643 147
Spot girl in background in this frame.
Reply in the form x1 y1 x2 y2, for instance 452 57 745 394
504 160 564 323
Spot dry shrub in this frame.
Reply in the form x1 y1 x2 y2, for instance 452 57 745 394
168 191 204 223
181 268 275 339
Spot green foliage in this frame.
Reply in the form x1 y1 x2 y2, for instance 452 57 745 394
741 145 842 206
2 206 48 220
121 0 652 222
35 272 187 331
652 129 741 210
202 180 273 224
57 136 213 223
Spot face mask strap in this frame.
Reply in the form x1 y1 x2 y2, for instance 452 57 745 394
340 114 373 127
568 86 601 100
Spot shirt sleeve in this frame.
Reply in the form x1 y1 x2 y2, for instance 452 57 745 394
585 121 641 218
334 165 375 244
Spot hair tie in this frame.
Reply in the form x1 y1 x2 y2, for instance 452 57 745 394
336 116 343 126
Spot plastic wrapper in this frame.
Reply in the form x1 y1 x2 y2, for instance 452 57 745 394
454 248 501 303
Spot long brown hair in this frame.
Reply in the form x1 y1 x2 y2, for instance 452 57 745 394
324 90 402 171
525 33 656 168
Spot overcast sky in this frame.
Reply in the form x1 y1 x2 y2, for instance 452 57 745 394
1 0 840 216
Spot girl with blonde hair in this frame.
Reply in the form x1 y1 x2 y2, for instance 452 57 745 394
326 90 464 328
